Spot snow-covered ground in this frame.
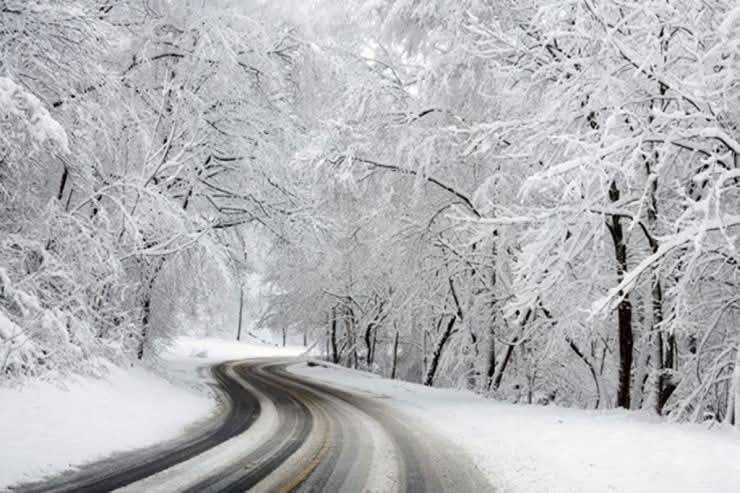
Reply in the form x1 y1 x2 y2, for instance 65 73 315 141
291 361 740 493
167 335 305 364
0 336 304 489
0 363 213 488
6 335 736 493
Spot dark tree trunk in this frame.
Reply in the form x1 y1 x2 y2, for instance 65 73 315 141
567 337 601 409
64 187 74 211
643 160 675 414
657 312 677 413
391 330 400 380
137 260 165 360
330 307 339 364
365 323 374 366
57 165 69 201
370 329 377 366
648 59 675 414
138 291 152 360
607 181 634 409
492 308 532 391
365 300 383 366
423 315 457 387
486 329 497 391
486 233 498 391
236 287 244 341
492 339 515 391
345 306 357 368
422 329 429 379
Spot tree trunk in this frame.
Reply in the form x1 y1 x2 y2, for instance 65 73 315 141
647 58 675 415
370 329 377 367
236 287 244 341
422 328 428 380
635 306 651 409
607 181 634 409
330 307 339 364
365 322 375 366
391 330 400 380
486 234 499 391
655 281 677 413
725 348 740 427
137 261 164 360
486 328 497 391
567 337 602 409
365 300 383 366
345 306 357 368
138 289 152 360
57 164 68 201
423 315 457 386
325 330 330 359
492 308 532 391
467 328 479 390
492 342 515 392
646 176 676 414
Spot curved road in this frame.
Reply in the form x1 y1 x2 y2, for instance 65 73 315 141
12 359 491 492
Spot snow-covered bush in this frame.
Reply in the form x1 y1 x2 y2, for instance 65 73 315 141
0 76 131 378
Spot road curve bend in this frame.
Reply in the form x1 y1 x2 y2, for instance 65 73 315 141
10 358 492 493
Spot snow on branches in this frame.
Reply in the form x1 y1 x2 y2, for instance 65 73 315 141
259 0 740 423
0 77 69 155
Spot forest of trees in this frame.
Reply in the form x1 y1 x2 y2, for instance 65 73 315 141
1 0 738 425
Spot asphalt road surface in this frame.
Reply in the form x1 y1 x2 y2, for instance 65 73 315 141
11 358 492 492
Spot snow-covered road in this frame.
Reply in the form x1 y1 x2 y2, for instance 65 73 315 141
9 358 491 492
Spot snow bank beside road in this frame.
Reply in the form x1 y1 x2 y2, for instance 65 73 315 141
0 336 303 489
0 364 214 489
291 361 740 493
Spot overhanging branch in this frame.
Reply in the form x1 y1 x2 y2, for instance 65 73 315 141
352 156 481 218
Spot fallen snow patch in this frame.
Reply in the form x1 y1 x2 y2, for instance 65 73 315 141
291 361 740 493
